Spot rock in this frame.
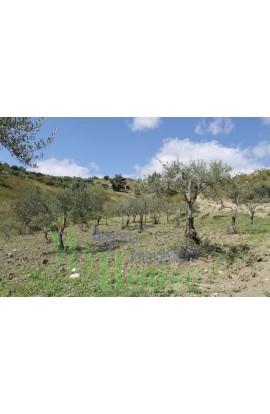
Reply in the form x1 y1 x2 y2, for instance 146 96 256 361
71 268 77 273
7 259 12 264
251 272 256 278
212 293 218 297
42 259 49 265
13 249 17 253
69 273 80 279
218 270 224 275
203 269 208 273
8 253 13 258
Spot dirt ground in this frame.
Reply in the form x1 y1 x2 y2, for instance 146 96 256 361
1 204 270 297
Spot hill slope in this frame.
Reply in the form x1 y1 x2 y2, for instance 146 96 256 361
0 164 135 228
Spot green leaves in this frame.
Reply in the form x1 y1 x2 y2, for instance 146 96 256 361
0 117 56 166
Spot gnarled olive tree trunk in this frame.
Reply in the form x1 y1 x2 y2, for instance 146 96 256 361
185 202 200 244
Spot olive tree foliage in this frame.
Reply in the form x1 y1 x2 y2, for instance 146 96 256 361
14 184 108 249
210 175 256 233
148 196 166 224
131 197 151 232
141 160 231 243
55 185 108 248
117 199 136 228
0 118 56 166
164 200 187 226
14 187 55 240
217 177 245 234
241 183 270 225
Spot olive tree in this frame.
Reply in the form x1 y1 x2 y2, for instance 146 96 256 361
216 176 246 234
0 117 56 166
242 183 270 225
145 159 231 243
55 185 108 247
14 186 55 240
117 199 136 228
132 197 150 232
148 196 166 225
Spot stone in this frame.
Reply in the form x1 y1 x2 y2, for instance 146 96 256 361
71 268 77 273
69 273 80 279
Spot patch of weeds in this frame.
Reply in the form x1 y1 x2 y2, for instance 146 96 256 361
223 243 250 264
213 214 227 220
171 237 223 260
263 291 270 297
87 242 121 253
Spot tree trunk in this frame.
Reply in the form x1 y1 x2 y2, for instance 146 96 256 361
58 216 66 250
125 214 130 228
185 217 200 244
185 204 200 244
133 215 136 223
153 214 158 225
166 212 169 223
230 215 237 234
139 214 143 232
250 211 254 225
44 230 48 241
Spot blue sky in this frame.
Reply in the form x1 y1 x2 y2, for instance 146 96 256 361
1 117 270 178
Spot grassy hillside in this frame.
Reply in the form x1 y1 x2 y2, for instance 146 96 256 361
0 164 135 229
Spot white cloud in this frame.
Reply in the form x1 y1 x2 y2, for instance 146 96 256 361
28 158 99 178
195 118 235 135
261 118 270 125
129 117 161 131
251 141 270 158
89 161 100 171
135 138 265 178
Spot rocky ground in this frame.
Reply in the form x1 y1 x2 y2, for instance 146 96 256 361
1 209 270 297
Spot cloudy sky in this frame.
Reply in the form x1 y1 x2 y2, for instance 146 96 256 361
2 117 270 178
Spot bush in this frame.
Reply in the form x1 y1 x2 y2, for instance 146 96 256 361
171 237 223 260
